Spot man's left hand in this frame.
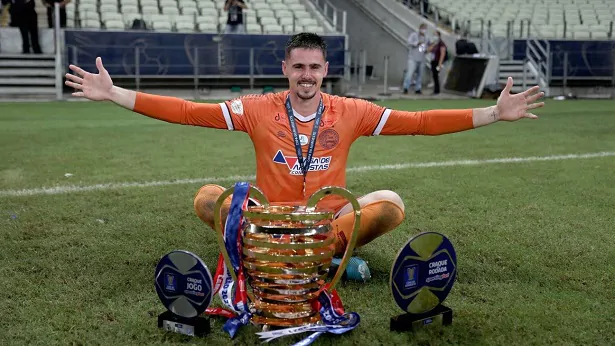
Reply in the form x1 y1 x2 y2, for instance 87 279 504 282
497 77 545 121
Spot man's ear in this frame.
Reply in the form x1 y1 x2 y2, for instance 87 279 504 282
323 61 329 78
282 60 287 76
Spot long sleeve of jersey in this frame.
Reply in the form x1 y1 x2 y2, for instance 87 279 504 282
352 98 474 137
132 92 250 132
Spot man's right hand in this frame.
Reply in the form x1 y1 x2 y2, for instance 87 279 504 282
65 57 113 101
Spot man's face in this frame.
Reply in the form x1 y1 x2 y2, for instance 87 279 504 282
282 48 328 101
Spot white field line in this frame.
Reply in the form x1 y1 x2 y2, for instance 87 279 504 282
1 151 614 197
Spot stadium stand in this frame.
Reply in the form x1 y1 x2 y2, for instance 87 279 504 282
65 0 328 34
428 0 614 39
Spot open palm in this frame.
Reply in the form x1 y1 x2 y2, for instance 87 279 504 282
65 57 113 101
497 77 545 121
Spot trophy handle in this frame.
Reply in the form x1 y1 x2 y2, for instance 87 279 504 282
306 186 361 291
213 185 269 284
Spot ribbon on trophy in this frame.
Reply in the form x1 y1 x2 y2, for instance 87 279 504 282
256 289 361 345
205 181 252 338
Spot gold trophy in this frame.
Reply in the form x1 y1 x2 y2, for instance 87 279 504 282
213 185 361 327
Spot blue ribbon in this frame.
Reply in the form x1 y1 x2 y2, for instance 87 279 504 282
219 181 252 338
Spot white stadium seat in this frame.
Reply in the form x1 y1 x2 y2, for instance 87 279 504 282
160 0 177 7
105 19 125 30
121 6 140 14
162 7 180 15
82 18 101 28
68 0 331 34
260 17 278 25
101 12 123 22
100 4 119 12
182 7 200 15
200 8 218 17
142 6 160 15
123 13 142 25
427 0 615 39
198 22 218 33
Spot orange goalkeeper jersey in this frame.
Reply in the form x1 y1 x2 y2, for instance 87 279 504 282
134 90 474 211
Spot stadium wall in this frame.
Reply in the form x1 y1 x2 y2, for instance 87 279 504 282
512 40 614 82
63 30 347 89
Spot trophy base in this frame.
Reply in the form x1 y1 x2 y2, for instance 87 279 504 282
390 304 453 332
157 311 210 337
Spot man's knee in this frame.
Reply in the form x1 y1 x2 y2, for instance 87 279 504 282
193 184 227 227
365 190 405 213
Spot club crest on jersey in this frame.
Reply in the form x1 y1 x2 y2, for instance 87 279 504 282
273 150 331 175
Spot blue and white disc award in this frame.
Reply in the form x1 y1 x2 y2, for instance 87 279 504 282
155 250 213 319
390 232 457 316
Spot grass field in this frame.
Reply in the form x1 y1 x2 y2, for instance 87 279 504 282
1 97 614 346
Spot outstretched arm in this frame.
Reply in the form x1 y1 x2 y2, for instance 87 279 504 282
358 77 545 136
65 57 248 131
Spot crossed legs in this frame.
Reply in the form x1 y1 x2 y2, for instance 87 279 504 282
193 184 406 255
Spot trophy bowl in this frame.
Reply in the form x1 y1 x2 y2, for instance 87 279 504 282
213 185 361 327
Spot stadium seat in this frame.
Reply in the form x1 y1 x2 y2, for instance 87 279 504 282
263 23 284 34
102 12 123 22
247 24 262 34
67 0 331 34
260 17 278 25
160 0 177 7
182 7 199 16
427 0 615 39
257 9 276 19
163 7 180 15
177 22 196 32
121 6 140 14
81 10 99 21
143 6 161 15
198 22 218 33
78 3 96 13
201 8 218 17
105 19 125 30
152 20 173 32
82 18 101 29
100 4 119 13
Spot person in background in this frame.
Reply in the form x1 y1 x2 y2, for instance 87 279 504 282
428 30 447 95
402 23 427 95
224 0 246 34
43 0 69 28
6 0 41 54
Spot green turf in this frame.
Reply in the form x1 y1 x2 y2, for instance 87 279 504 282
1 98 614 345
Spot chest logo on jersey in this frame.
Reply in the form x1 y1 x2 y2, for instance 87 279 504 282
318 128 339 149
272 150 332 175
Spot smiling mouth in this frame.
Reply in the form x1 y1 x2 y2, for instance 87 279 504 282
298 81 315 88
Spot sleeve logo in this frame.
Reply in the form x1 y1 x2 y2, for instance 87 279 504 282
230 99 244 115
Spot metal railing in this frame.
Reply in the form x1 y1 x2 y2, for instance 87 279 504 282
526 37 551 91
308 0 347 34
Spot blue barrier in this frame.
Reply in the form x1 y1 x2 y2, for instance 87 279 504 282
64 30 347 77
513 40 614 79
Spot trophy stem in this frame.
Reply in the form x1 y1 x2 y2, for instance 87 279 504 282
306 187 362 292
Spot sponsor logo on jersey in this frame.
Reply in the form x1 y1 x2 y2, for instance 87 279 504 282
299 134 309 146
272 150 331 175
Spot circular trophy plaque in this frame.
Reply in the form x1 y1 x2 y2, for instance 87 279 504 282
155 250 213 319
389 232 457 315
